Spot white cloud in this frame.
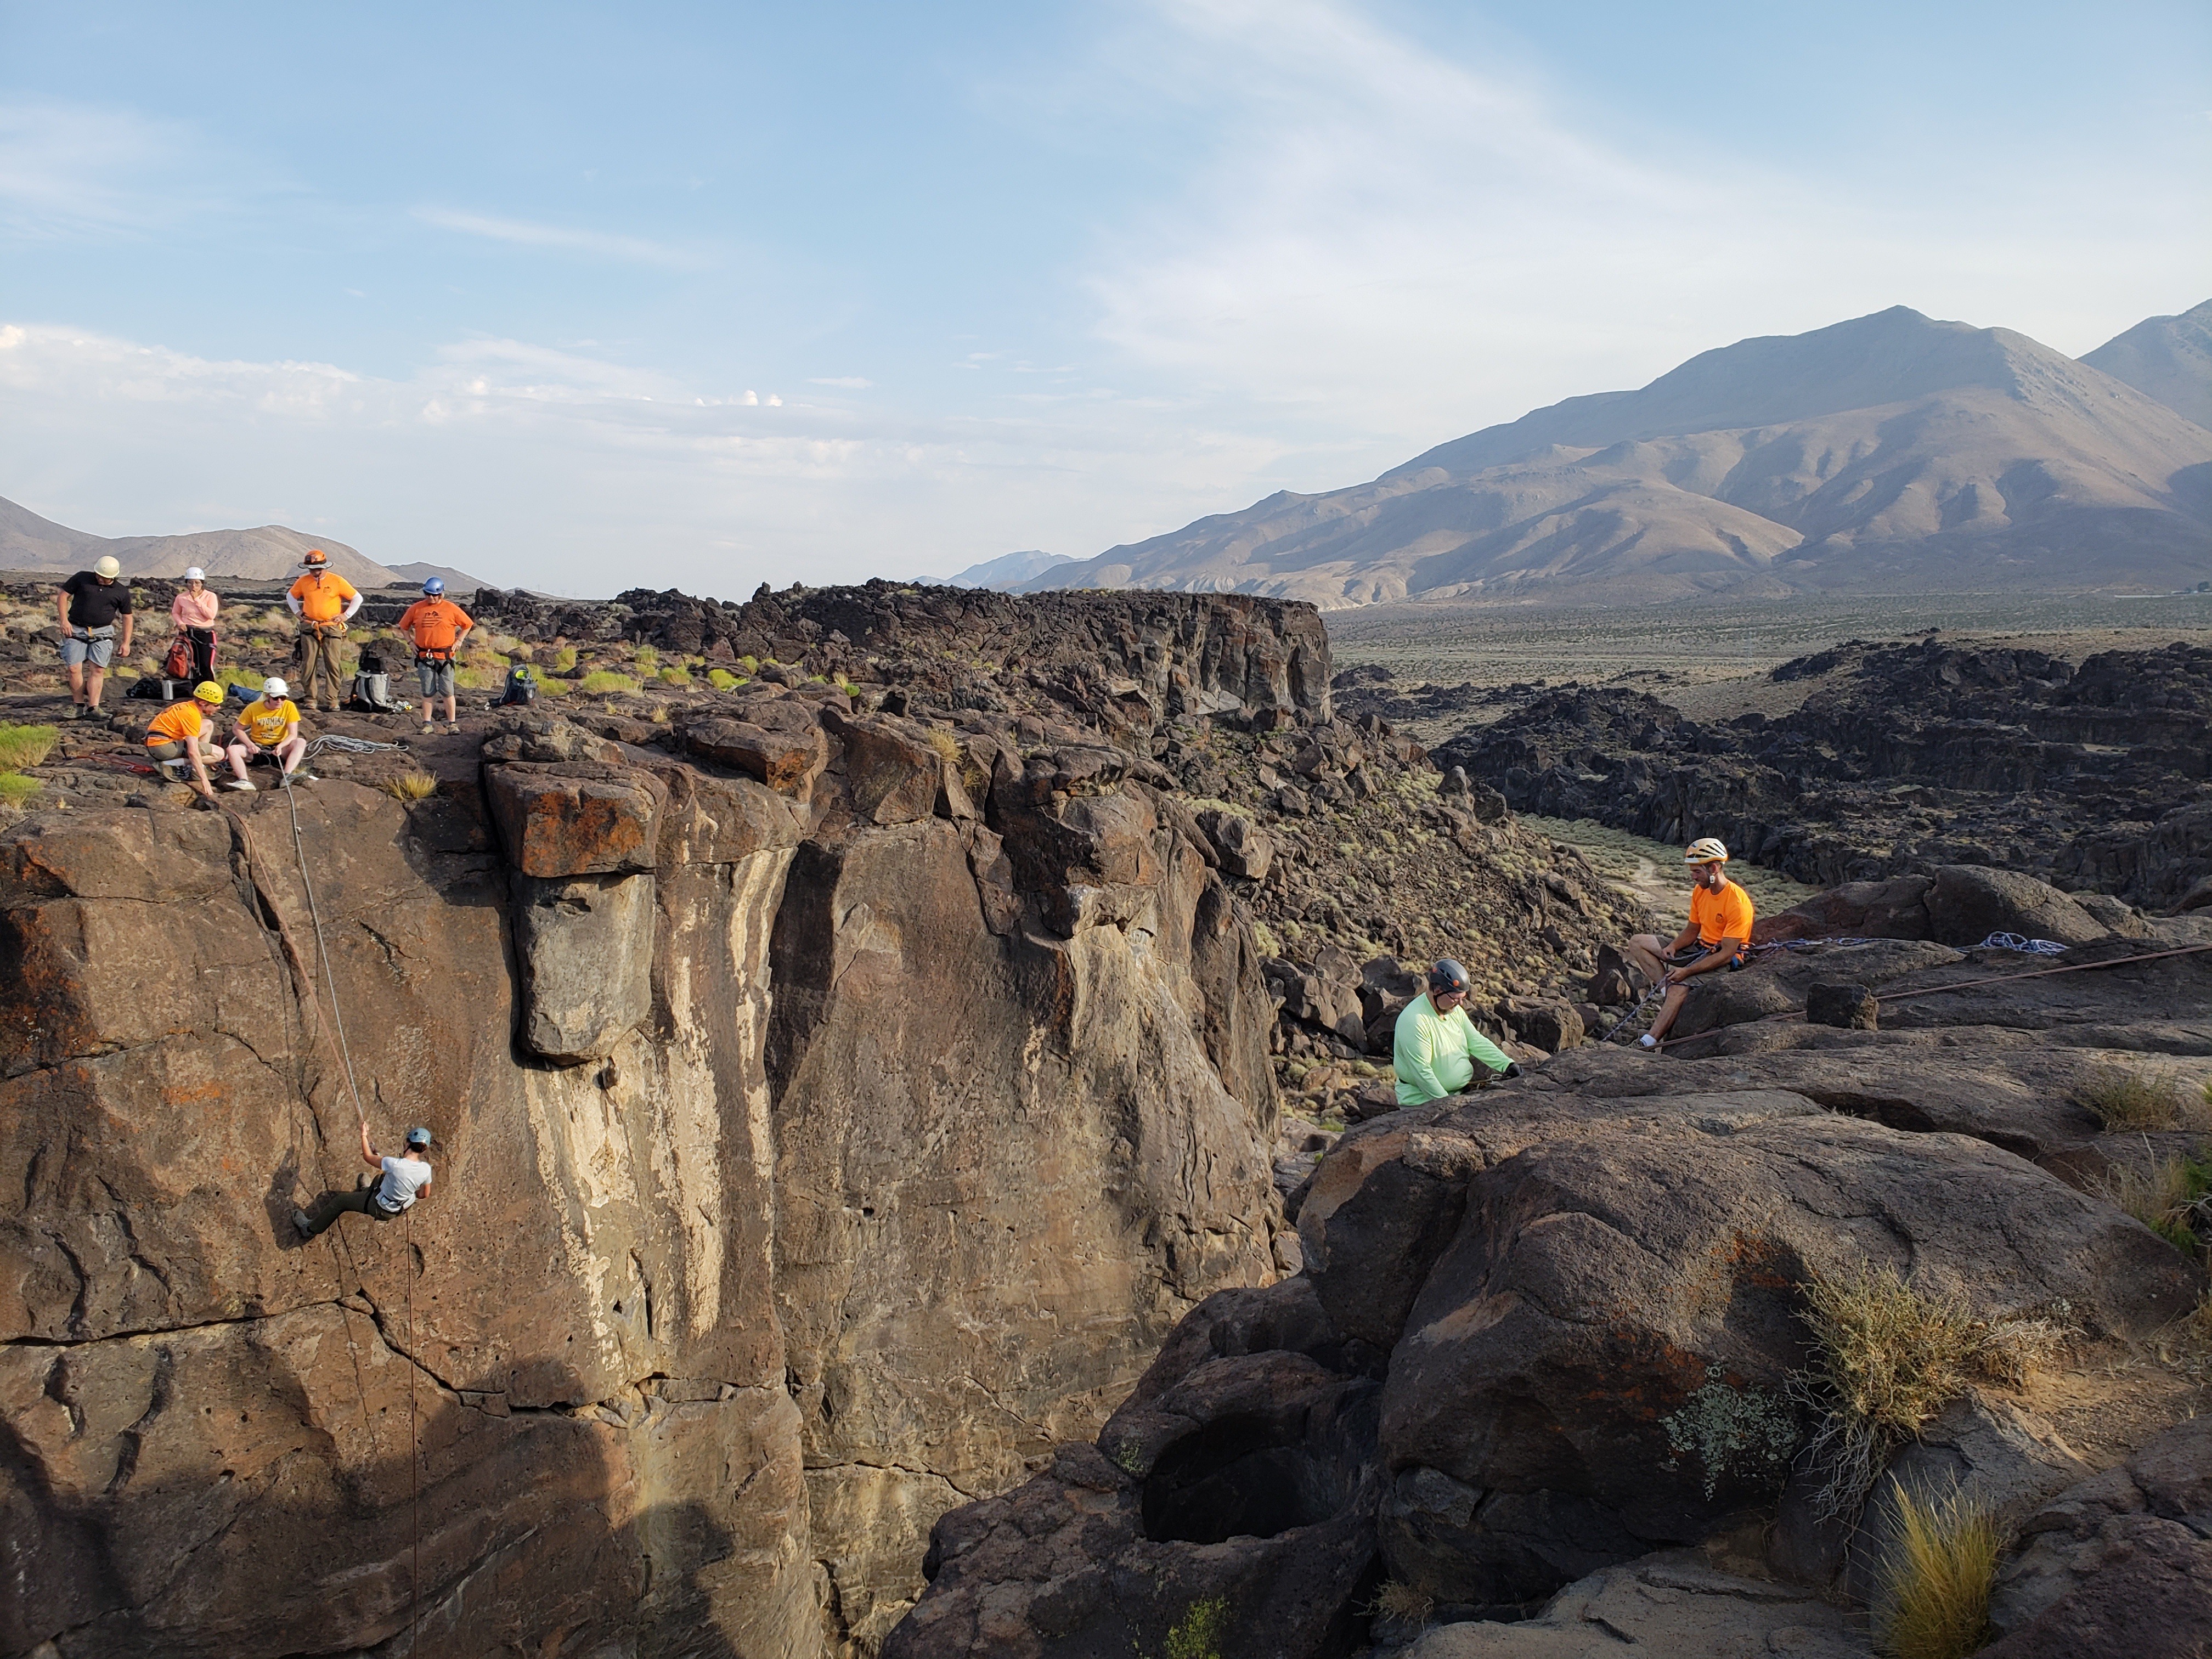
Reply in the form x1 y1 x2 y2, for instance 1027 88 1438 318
413 207 702 269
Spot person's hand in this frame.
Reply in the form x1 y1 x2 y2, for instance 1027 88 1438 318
1502 1060 1525 1079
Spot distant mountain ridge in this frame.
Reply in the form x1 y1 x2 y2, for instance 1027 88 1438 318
1018 303 2212 607
918 549 1075 590
2081 298 2212 431
0 495 492 591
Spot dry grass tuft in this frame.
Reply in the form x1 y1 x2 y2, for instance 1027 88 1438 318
381 772 440 803
925 727 962 766
2075 1064 2211 1131
0 722 58 771
1795 1262 1979 1519
1363 1580 1435 1626
1876 1483 2001 1659
2096 1154 2212 1254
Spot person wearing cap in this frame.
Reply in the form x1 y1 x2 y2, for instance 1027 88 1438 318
143 681 228 800
285 550 362 713
55 555 136 720
294 1122 435 1238
222 676 310 791
169 568 221 685
1393 958 1520 1107
1625 838 1757 1051
393 577 475 733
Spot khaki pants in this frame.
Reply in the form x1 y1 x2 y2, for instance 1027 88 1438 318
295 627 347 709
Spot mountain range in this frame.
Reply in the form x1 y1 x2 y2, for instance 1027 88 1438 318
1015 303 2212 607
917 549 1076 590
0 495 490 592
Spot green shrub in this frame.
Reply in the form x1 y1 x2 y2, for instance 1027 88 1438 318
550 645 579 673
0 723 58 771
707 668 741 691
575 670 639 695
633 645 659 673
0 772 42 804
657 666 692 688
2096 1154 2212 1254
1164 1596 1229 1659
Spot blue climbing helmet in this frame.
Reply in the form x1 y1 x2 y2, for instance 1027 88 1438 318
405 1126 433 1149
421 577 444 596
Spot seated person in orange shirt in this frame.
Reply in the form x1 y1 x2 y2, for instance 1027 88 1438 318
223 676 311 789
143 682 227 802
1623 837 1756 1051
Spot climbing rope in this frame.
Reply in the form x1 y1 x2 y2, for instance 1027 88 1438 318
234 778 423 1646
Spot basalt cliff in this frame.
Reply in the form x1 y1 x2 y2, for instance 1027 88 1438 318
0 583 1645 1658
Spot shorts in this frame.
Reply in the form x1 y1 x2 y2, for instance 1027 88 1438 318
416 658 457 696
61 630 117 669
146 738 216 763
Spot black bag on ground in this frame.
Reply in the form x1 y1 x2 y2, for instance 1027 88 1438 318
496 665 538 707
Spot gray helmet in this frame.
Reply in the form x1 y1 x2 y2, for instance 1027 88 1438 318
404 1126 433 1149
1428 959 1471 996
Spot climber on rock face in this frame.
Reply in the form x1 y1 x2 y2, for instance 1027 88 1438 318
1393 957 1520 1106
295 1124 433 1238
1624 838 1756 1051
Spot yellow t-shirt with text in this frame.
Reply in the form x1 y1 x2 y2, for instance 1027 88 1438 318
239 698 300 747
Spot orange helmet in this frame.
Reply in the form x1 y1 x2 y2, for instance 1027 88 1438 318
300 549 329 568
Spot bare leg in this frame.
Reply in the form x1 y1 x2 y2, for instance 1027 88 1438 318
84 664 106 713
1647 982 1691 1042
1623 935 1670 987
276 735 308 774
66 661 87 706
224 743 253 782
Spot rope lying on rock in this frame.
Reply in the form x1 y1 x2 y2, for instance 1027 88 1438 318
1656 940 2212 1048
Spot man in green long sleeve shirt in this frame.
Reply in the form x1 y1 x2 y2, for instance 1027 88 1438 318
1394 959 1520 1106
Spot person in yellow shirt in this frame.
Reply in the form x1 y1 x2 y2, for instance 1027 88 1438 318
285 549 362 712
222 676 311 791
1624 838 1756 1050
143 682 227 800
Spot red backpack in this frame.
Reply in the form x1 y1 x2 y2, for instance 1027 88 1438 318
163 635 193 679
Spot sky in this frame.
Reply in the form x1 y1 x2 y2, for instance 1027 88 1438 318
2 0 2207 596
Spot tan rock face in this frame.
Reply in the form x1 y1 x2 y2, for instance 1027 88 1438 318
0 686 1284 1656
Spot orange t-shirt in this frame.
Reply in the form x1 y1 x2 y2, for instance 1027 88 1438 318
145 701 207 746
1689 877 1756 950
288 571 358 623
395 597 475 653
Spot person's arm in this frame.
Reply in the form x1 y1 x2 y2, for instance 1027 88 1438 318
359 1121 382 1170
1667 936 1745 983
281 718 299 744
55 588 74 636
340 586 363 622
116 595 133 656
171 593 190 630
286 586 304 618
1461 1015 1515 1076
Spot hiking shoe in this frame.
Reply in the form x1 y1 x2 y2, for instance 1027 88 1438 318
156 759 188 778
420 720 435 733
445 722 460 733
1638 1033 1658 1049
221 778 257 792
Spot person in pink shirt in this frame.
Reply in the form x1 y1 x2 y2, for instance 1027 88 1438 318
169 568 221 685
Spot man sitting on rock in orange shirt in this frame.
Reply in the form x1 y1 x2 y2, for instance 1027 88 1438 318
285 549 362 713
143 681 227 802
1623 837 1756 1051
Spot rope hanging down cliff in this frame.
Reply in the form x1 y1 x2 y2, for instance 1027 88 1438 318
230 783 425 1651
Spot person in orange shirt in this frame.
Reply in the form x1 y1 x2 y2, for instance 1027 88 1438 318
143 681 227 801
393 578 475 733
1624 837 1756 1051
285 549 362 713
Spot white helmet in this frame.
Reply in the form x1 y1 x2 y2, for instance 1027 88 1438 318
1685 837 1730 865
263 676 289 699
184 567 206 582
93 555 122 578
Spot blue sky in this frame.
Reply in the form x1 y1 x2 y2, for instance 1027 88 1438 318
2 0 2206 595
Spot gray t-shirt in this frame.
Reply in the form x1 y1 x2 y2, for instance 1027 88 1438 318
375 1155 433 1213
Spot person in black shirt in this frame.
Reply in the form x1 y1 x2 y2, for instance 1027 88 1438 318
55 556 137 719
